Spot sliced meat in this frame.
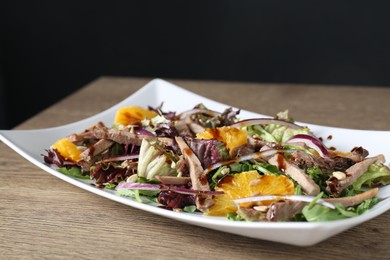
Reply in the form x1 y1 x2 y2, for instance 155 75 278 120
175 156 190 177
230 144 255 158
174 120 193 137
90 126 173 147
184 115 205 134
188 123 205 134
269 154 320 196
346 146 369 163
291 150 354 174
324 188 379 207
80 139 114 161
155 176 192 185
266 200 307 222
326 155 385 196
67 121 106 142
175 136 214 211
93 128 145 146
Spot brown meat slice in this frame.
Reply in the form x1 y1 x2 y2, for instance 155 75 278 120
90 127 173 147
80 139 114 161
184 115 205 134
93 128 145 146
324 188 379 207
174 120 193 137
269 154 320 196
175 136 214 211
67 122 106 142
346 146 369 163
326 155 385 196
291 150 354 174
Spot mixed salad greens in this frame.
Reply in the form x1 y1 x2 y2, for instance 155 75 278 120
43 103 390 222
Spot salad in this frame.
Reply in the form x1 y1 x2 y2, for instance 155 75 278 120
43 103 390 222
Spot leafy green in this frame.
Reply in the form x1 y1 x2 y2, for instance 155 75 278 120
104 183 117 189
210 166 229 189
252 161 282 175
230 161 255 173
305 166 330 195
294 185 303 195
247 124 310 143
116 188 158 203
58 166 90 179
355 197 379 214
227 212 244 221
352 162 390 191
302 193 379 222
183 205 197 213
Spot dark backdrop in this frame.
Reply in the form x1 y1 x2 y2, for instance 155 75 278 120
1 1 390 129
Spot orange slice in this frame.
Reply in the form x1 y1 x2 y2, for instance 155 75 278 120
205 170 295 216
196 126 247 150
52 138 82 162
114 106 157 126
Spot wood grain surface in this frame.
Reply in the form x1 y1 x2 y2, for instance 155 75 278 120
1 77 389 259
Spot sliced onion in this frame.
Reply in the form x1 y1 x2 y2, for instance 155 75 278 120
287 134 330 157
100 154 139 163
169 186 224 195
135 128 155 136
203 149 280 175
233 195 335 209
230 118 303 130
177 109 221 120
116 182 164 190
115 181 223 195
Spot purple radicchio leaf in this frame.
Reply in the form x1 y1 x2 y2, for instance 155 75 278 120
184 137 230 169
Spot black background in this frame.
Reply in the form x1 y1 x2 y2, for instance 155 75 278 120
1 1 390 129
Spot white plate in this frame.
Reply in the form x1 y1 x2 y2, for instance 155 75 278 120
1 78 390 246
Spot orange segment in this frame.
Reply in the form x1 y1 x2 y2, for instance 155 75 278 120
114 106 157 126
196 126 247 150
52 138 82 162
205 170 295 216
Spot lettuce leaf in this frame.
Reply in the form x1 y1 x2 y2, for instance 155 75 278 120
248 124 310 143
58 166 90 179
352 161 390 191
301 193 378 222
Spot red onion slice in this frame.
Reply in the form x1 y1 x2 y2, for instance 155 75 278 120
230 118 304 130
170 186 224 195
100 154 139 163
233 195 335 209
116 182 164 190
115 182 223 195
135 128 155 136
177 109 221 120
287 134 330 157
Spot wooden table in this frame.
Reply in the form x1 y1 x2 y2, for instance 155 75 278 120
1 77 390 259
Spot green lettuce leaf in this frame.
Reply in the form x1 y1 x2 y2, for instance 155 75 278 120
352 161 390 191
247 119 310 143
58 166 90 179
302 193 378 222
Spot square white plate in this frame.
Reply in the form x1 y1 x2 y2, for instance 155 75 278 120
1 78 390 246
